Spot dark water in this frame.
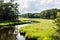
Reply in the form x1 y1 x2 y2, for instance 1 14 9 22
0 24 28 40
0 26 16 40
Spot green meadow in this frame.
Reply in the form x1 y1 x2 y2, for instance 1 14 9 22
19 18 58 40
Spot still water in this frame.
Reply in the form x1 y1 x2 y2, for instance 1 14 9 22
15 24 29 40
0 24 29 40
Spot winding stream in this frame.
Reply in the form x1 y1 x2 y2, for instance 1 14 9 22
0 24 29 40
15 24 29 40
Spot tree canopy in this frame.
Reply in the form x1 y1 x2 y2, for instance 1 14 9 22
0 2 18 21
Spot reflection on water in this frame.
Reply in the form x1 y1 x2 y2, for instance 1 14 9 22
15 24 29 40
16 33 25 40
0 24 28 40
0 26 16 40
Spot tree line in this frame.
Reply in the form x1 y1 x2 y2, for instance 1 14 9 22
20 8 60 19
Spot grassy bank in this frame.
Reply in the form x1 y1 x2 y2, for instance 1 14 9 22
0 18 40 29
0 19 33 29
19 18 58 40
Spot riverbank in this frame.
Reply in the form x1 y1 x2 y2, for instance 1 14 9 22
0 18 41 28
19 19 58 40
0 20 32 29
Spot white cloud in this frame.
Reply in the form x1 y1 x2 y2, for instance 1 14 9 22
18 0 28 9
4 0 10 2
40 0 53 5
18 0 29 12
54 0 60 4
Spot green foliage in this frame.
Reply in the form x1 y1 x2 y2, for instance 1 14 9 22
55 12 60 27
0 2 18 21
54 12 60 40
57 12 60 17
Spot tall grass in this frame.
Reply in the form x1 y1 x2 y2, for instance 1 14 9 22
19 19 58 40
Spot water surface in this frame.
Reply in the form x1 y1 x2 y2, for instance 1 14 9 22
15 24 29 40
0 24 29 40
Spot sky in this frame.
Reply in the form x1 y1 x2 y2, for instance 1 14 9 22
4 0 60 13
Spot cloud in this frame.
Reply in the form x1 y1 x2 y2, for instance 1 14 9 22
40 0 53 5
17 0 29 13
18 0 28 9
4 0 60 13
54 0 60 4
4 0 10 2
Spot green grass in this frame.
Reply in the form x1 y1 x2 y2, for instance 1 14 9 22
19 18 58 40
0 19 32 29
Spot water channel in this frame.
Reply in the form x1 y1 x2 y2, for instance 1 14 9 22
15 24 29 40
0 24 29 40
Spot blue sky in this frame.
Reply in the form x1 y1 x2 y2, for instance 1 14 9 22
4 0 60 13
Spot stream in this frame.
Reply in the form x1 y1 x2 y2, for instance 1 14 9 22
15 24 29 40
0 24 29 40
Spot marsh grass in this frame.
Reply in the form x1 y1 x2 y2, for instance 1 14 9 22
20 18 58 40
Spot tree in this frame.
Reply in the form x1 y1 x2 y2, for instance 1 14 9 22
55 12 60 39
0 2 18 21
56 12 60 27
